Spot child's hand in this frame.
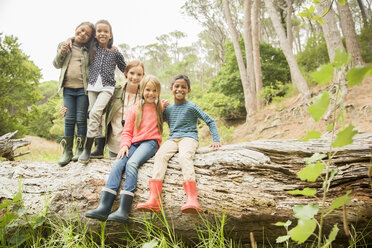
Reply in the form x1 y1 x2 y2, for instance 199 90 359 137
60 106 67 117
61 37 73 55
163 99 170 107
161 99 170 111
117 145 129 158
209 141 221 150
111 45 118 51
61 42 70 55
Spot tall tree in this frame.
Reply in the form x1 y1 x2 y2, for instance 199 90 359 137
252 0 264 109
0 34 42 136
182 0 228 66
286 0 294 51
336 0 364 66
263 0 310 99
222 0 257 119
169 31 187 63
356 0 369 26
243 0 257 108
316 1 344 62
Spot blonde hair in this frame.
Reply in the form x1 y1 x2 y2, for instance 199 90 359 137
135 75 163 134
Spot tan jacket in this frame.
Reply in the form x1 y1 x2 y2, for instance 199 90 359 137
53 42 90 94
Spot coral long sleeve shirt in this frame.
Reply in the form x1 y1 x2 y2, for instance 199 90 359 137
120 103 162 149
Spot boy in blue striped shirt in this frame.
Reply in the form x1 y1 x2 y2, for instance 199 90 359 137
137 74 221 214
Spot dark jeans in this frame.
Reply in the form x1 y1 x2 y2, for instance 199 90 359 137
63 87 89 136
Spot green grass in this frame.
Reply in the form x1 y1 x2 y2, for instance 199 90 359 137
1 188 371 248
15 136 61 162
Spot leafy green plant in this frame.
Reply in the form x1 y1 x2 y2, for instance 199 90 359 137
207 40 291 119
275 49 372 247
28 93 64 141
0 33 43 137
259 81 293 105
297 33 329 74
0 178 50 247
218 125 235 144
358 21 372 63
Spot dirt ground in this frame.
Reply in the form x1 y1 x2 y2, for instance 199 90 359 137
229 76 372 144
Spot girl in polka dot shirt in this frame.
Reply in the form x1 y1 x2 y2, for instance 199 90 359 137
79 19 126 164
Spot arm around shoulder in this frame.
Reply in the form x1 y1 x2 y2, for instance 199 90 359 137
116 51 126 72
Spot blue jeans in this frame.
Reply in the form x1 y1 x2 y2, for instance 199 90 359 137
105 139 158 193
63 88 89 136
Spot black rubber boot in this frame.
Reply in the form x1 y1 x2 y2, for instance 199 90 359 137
85 190 116 221
107 194 133 223
78 137 95 164
91 137 105 159
58 136 74 167
72 135 85 162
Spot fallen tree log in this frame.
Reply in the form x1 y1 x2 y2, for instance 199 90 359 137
0 133 371 245
0 131 30 161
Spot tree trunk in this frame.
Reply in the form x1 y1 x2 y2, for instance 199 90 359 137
0 131 31 161
252 0 264 109
263 0 311 99
286 0 293 51
1 133 371 245
222 0 257 119
317 2 344 63
337 0 365 66
243 0 257 104
356 0 369 26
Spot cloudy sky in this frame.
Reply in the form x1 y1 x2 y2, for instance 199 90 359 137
0 0 203 81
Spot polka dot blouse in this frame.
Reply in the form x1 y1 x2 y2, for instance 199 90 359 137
88 44 126 87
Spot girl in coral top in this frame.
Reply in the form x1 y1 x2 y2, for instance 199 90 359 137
85 75 166 223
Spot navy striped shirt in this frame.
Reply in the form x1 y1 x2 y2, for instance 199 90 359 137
164 101 220 142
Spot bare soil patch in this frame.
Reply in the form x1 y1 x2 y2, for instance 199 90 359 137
230 76 372 143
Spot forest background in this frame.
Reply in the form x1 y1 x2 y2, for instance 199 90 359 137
1 0 372 156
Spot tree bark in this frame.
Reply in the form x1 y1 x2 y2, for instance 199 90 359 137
286 0 293 51
243 0 257 105
263 0 311 99
317 1 344 63
1 133 371 245
356 0 369 26
252 0 264 110
222 0 257 119
0 131 30 161
337 0 365 66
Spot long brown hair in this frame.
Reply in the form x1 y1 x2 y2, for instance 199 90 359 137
135 75 163 134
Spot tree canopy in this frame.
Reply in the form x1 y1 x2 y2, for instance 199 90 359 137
0 33 42 137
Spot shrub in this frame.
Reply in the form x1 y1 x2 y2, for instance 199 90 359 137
297 33 329 73
359 22 372 63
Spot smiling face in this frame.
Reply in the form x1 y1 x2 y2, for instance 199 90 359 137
74 24 93 45
126 65 144 89
143 81 159 104
171 79 190 104
95 23 112 48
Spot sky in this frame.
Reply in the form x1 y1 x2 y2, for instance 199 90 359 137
0 0 203 82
